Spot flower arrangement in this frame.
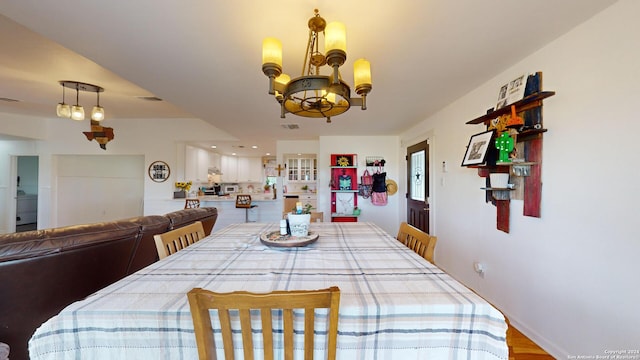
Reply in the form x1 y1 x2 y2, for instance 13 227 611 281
175 181 192 192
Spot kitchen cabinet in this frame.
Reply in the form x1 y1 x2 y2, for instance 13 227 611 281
286 157 317 182
237 157 263 183
221 156 262 183
185 145 212 183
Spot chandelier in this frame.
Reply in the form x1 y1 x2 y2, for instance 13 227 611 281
56 81 105 121
261 9 372 123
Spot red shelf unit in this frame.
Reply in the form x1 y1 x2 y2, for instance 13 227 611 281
330 154 358 222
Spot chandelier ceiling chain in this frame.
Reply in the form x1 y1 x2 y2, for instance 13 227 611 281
262 8 372 123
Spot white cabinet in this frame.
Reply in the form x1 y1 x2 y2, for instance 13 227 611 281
286 157 317 182
185 146 210 183
221 156 262 183
221 156 238 182
237 157 263 183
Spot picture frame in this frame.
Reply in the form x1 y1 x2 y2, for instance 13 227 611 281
461 130 495 166
495 73 527 109
148 160 170 182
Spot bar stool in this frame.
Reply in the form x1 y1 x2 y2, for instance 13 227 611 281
235 195 258 222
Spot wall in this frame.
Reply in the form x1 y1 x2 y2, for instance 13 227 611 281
400 0 640 356
319 136 401 236
0 115 235 232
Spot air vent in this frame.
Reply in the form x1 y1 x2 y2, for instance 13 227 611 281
281 124 300 130
0 97 19 102
137 96 163 101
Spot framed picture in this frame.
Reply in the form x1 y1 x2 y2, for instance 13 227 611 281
495 73 527 109
148 160 170 182
461 130 495 166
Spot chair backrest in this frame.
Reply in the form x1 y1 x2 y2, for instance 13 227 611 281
310 212 323 223
153 221 205 260
235 195 252 208
187 286 341 360
185 198 201 209
396 222 437 264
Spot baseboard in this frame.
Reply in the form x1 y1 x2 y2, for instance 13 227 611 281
505 313 567 359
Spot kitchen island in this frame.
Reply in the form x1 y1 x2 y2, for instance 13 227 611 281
191 195 281 231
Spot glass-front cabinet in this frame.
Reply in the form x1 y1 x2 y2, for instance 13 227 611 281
287 157 317 182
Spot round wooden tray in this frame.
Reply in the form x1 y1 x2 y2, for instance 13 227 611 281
260 231 319 248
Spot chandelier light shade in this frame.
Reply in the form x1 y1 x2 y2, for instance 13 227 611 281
56 80 105 121
91 91 105 121
56 83 71 118
261 9 372 123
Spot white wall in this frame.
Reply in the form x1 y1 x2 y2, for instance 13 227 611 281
400 0 640 356
319 136 401 235
0 115 235 232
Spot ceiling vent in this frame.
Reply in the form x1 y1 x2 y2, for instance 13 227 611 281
281 124 300 130
0 97 19 102
137 96 163 101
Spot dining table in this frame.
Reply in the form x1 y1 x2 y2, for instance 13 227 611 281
28 222 508 359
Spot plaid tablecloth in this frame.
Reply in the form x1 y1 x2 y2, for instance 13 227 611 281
29 222 508 359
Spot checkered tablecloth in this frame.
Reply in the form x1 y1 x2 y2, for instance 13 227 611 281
29 222 507 359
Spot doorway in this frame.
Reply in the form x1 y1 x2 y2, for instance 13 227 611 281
406 140 429 233
16 156 39 232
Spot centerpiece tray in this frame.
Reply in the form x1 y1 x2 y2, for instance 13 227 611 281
260 231 319 248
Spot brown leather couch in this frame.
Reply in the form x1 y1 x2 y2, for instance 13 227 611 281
0 207 217 360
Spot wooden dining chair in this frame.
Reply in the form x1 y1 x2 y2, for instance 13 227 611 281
185 198 200 209
187 286 341 360
396 222 437 264
153 221 205 260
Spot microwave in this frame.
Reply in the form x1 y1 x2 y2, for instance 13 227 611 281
224 185 239 193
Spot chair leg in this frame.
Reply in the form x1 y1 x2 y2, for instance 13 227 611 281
245 208 249 223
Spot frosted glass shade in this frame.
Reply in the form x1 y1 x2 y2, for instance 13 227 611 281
262 37 282 67
71 105 85 121
56 103 71 118
325 22 346 52
91 106 105 121
354 59 372 88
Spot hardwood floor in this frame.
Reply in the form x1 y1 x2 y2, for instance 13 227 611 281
507 320 555 359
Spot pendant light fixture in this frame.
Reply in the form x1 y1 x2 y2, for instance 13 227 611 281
70 83 85 121
56 81 105 121
91 90 105 121
56 83 71 118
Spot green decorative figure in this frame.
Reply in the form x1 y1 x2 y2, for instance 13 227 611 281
495 132 514 163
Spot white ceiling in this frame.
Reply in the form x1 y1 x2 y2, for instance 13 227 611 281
0 1 617 156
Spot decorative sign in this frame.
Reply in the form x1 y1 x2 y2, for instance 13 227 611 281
83 120 114 150
148 161 170 182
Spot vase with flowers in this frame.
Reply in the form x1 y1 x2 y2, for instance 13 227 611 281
174 181 192 198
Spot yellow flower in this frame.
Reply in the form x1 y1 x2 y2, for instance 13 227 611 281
175 181 192 192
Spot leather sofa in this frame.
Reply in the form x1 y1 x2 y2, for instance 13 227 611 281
0 207 218 360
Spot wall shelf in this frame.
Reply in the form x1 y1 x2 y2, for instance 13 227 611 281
464 71 554 233
466 91 555 125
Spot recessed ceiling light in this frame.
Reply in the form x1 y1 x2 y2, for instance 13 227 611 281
211 145 217 149
231 152 237 156
266 153 271 156
252 145 258 149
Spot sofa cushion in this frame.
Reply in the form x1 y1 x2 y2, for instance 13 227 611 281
165 207 218 235
123 215 171 274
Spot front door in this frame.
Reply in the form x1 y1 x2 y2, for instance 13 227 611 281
406 140 429 233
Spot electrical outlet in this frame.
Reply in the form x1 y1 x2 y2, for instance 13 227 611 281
473 262 485 274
